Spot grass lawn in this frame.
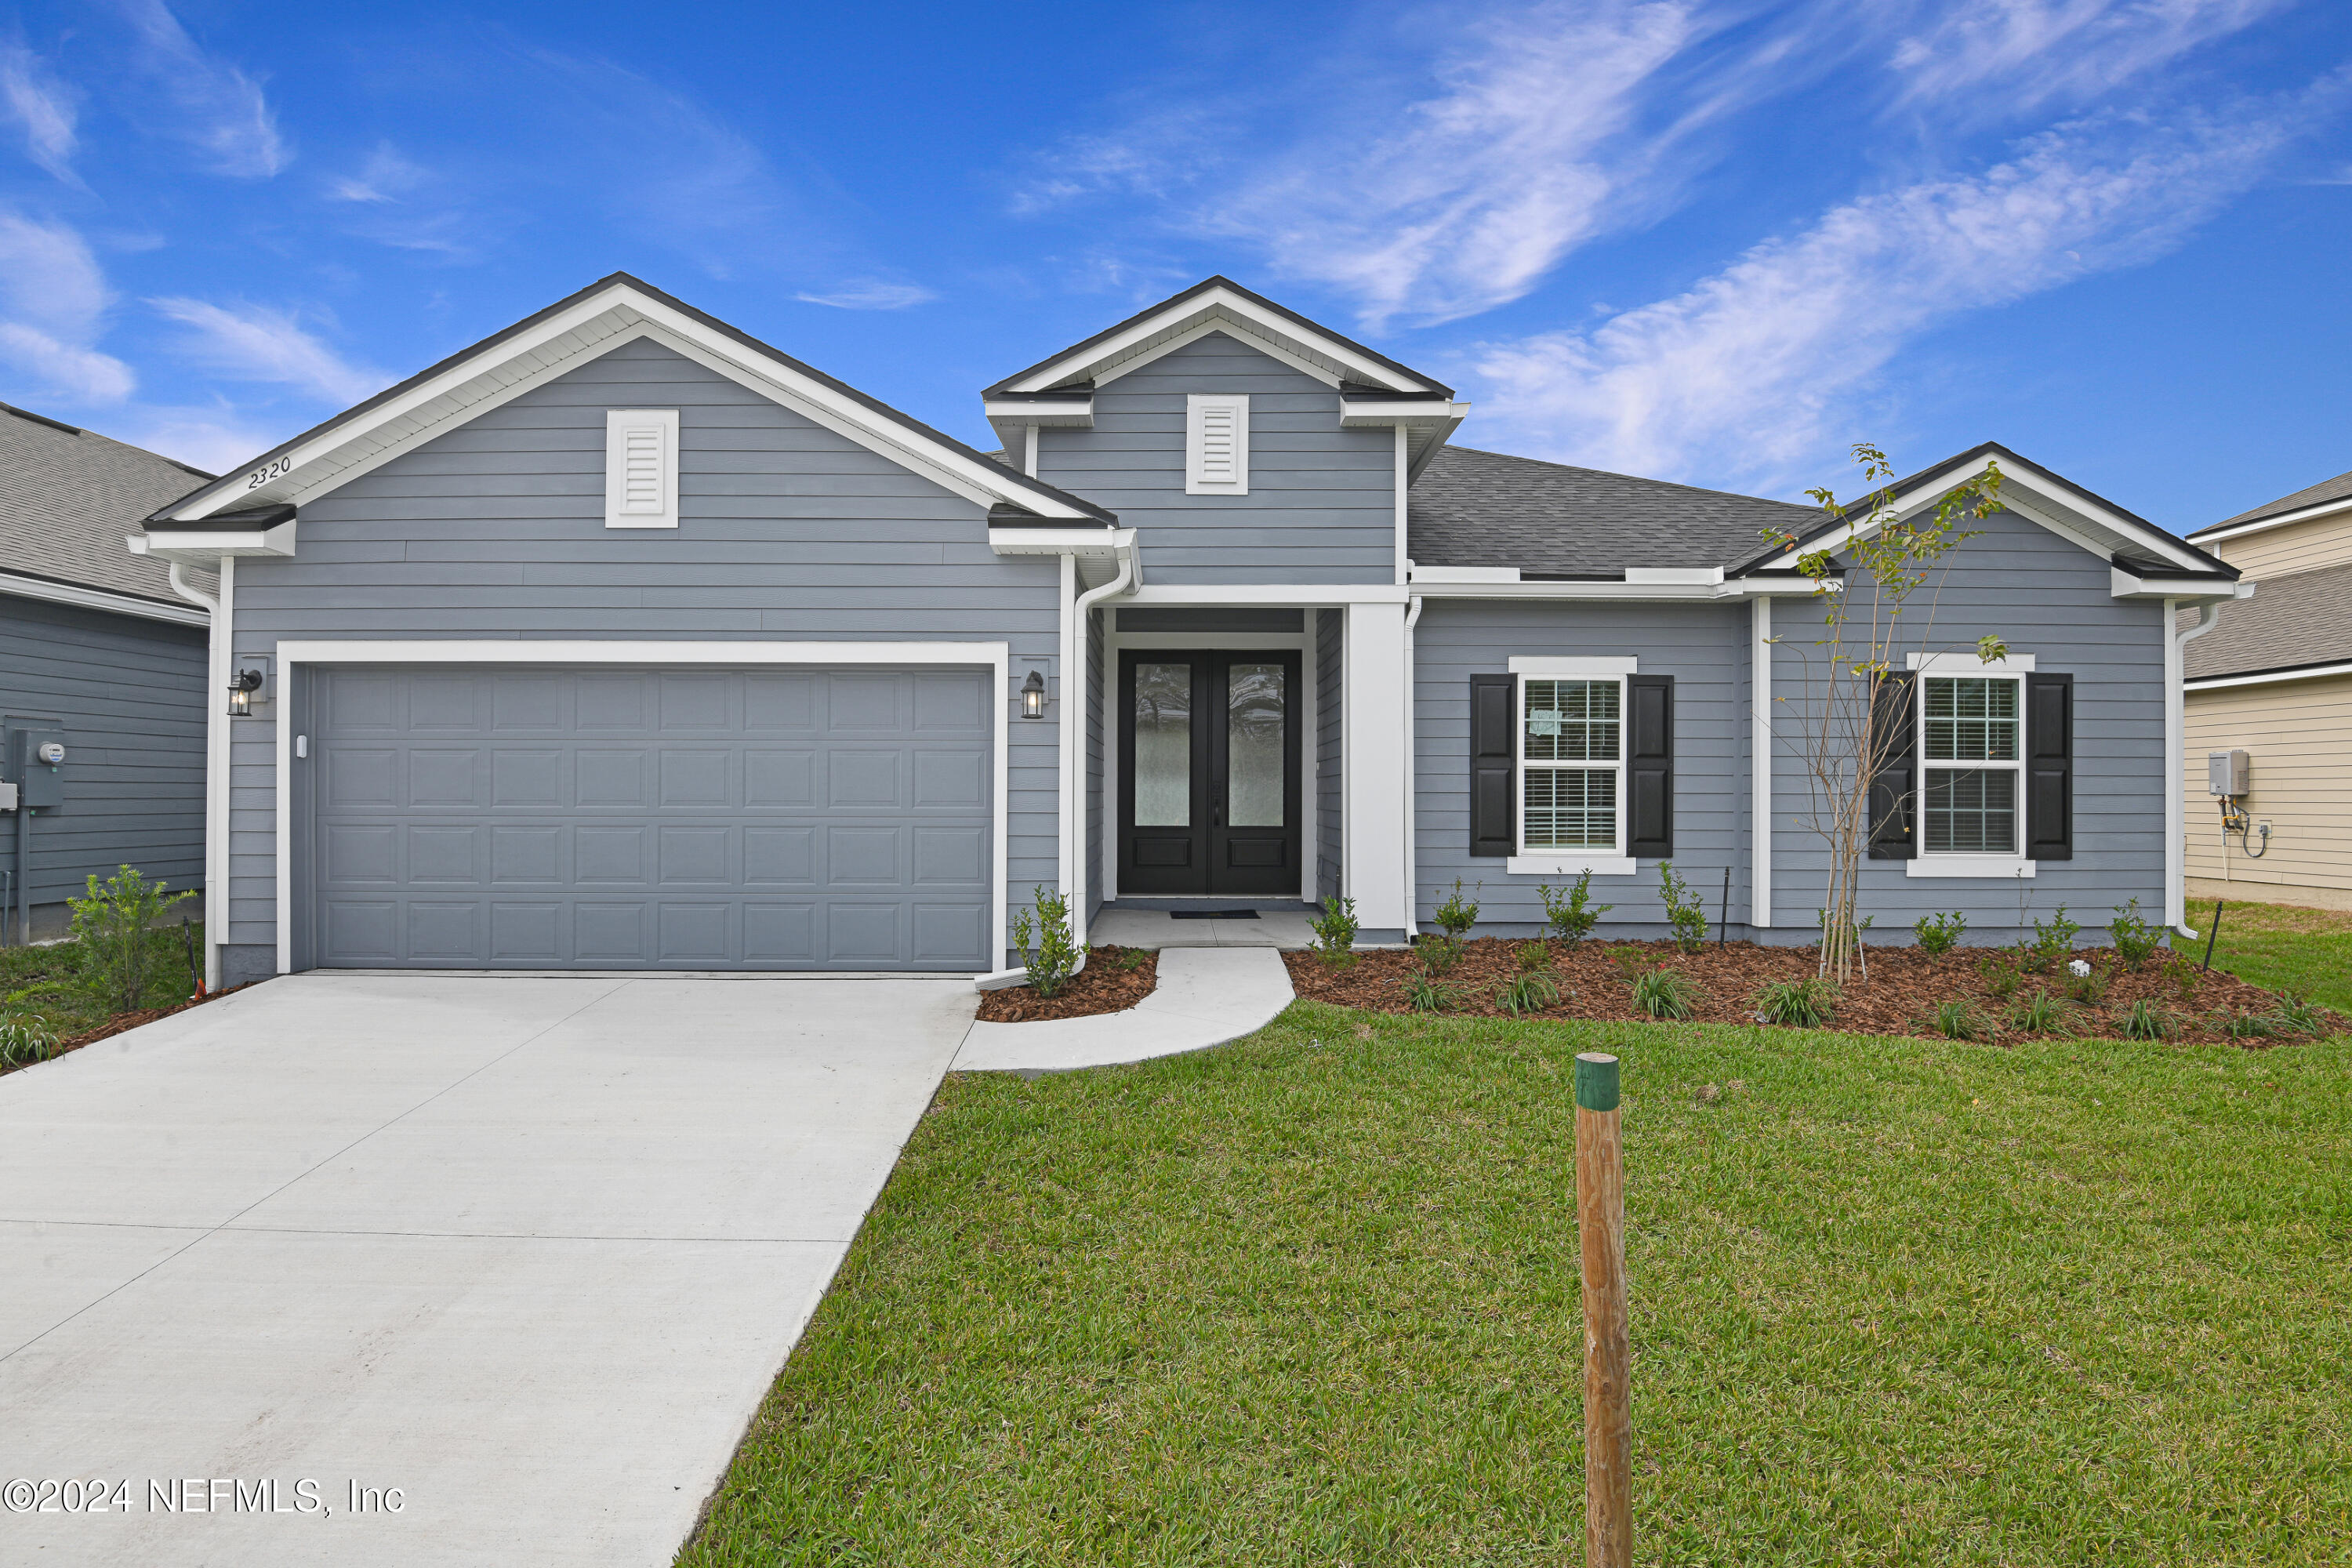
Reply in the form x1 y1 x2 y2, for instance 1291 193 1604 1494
2187 899 2352 1013
686 1006 2350 1566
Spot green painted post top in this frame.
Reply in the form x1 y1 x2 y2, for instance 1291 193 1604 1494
1575 1053 1621 1112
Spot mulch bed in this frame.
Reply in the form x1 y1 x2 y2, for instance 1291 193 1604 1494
975 946 1160 1023
43 984 252 1058
1284 938 2328 1047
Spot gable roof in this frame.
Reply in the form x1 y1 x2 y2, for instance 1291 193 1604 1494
984 276 1451 397
2189 463 2352 543
1407 446 1815 575
1725 441 2234 583
2182 557 2352 682
2 401 214 616
147 273 1112 528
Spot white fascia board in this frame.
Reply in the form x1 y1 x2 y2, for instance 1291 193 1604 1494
982 396 1094 427
1119 583 1409 606
1624 566 1723 585
274 639 1008 665
989 526 1132 557
129 520 297 562
0 568 208 626
2184 659 2352 691
173 284 1095 524
1410 564 1520 583
1412 579 1818 601
1005 288 1431 394
2186 494 2352 547
1340 398 1471 427
1907 650 2035 673
1097 316 1341 390
2110 567 2242 600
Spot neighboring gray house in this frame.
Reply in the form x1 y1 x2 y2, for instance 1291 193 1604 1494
2 401 214 943
130 275 2244 985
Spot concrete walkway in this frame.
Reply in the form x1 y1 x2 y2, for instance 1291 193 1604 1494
0 971 973 1567
1087 906 1321 949
954 946 1297 1073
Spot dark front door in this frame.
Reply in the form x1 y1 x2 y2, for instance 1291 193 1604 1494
1119 649 1302 898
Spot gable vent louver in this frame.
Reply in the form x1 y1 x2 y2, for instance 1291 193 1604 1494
605 408 681 528
1185 394 1250 495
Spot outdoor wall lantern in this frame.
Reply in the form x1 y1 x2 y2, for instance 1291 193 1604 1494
227 666 265 717
1020 669 1047 719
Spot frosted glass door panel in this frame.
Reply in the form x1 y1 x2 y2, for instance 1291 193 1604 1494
1134 662 1192 827
1227 662 1286 828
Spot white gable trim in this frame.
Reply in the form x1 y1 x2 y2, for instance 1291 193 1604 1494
2187 493 2352 547
168 282 1096 524
1748 454 2220 582
1094 318 1340 390
1002 285 1431 394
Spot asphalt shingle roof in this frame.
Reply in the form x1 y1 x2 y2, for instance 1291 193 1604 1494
1406 445 1817 575
2 404 213 606
2198 466 2352 536
2182 558 2352 680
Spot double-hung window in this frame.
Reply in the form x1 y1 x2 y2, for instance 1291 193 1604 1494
1920 673 2023 855
1513 659 1635 864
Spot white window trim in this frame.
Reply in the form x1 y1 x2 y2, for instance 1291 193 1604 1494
1907 650 2035 673
1913 667 2028 872
1185 394 1249 495
270 639 1010 979
1512 661 1635 876
605 408 680 528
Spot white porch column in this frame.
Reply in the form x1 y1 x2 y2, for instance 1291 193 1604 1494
1343 601 1412 930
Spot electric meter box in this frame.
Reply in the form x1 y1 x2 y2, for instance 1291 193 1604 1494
8 728 65 810
2207 748 2251 798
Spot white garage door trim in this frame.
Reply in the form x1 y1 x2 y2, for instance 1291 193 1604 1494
275 641 1011 975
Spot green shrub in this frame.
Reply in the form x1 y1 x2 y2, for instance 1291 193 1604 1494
1629 967 1697 1021
1537 871 1611 945
2011 989 2069 1034
1607 946 1650 982
1401 973 1458 1014
2021 906 2080 972
2064 961 2111 1005
1657 862 1709 955
2265 991 2327 1036
2121 997 2175 1041
1432 880 1481 940
2161 950 2203 1004
1929 1000 1991 1041
1414 935 1465 976
1752 977 1837 1027
1308 895 1359 967
0 1012 57 1069
1912 910 1968 955
68 866 195 1015
2107 899 2164 968
1011 885 1083 999
2212 1007 2278 1043
1976 952 2022 1001
1495 971 1561 1018
1514 942 1552 973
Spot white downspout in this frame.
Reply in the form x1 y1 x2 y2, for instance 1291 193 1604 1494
1069 534 1138 929
2168 595 2227 938
1401 590 1422 935
165 558 227 991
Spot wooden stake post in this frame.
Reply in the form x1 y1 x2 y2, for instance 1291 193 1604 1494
1576 1051 1632 1568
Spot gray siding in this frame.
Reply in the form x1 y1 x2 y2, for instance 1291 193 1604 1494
1316 608 1342 902
1768 506 2167 943
1414 598 1751 936
0 593 208 916
227 338 1062 970
1037 332 1396 585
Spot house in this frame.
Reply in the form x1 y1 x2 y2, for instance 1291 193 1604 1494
2 401 215 944
127 274 2245 987
2178 466 2352 911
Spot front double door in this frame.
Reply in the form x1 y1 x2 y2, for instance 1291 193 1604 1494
1118 649 1303 898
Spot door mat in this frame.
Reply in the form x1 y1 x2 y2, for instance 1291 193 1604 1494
1169 909 1261 920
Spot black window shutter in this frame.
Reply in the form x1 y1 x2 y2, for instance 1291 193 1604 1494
1469 673 1515 857
1867 672 1916 859
1625 674 1673 858
2025 672 2074 861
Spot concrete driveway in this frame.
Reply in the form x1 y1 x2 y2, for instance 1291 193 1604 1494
0 971 975 1566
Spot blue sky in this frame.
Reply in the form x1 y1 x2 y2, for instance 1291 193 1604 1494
2 1 2348 532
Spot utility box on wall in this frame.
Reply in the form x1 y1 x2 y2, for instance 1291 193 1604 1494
7 729 67 811
2207 748 2251 798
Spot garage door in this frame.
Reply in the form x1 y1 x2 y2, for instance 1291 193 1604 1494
308 665 993 971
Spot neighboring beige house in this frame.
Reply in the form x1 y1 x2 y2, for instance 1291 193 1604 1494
2180 466 2352 911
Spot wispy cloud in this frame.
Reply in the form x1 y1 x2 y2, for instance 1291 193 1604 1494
795 281 939 310
0 42 80 183
115 403 289 475
118 0 287 177
321 143 474 256
0 212 134 403
1469 95 2332 488
147 297 386 405
1890 0 2290 114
